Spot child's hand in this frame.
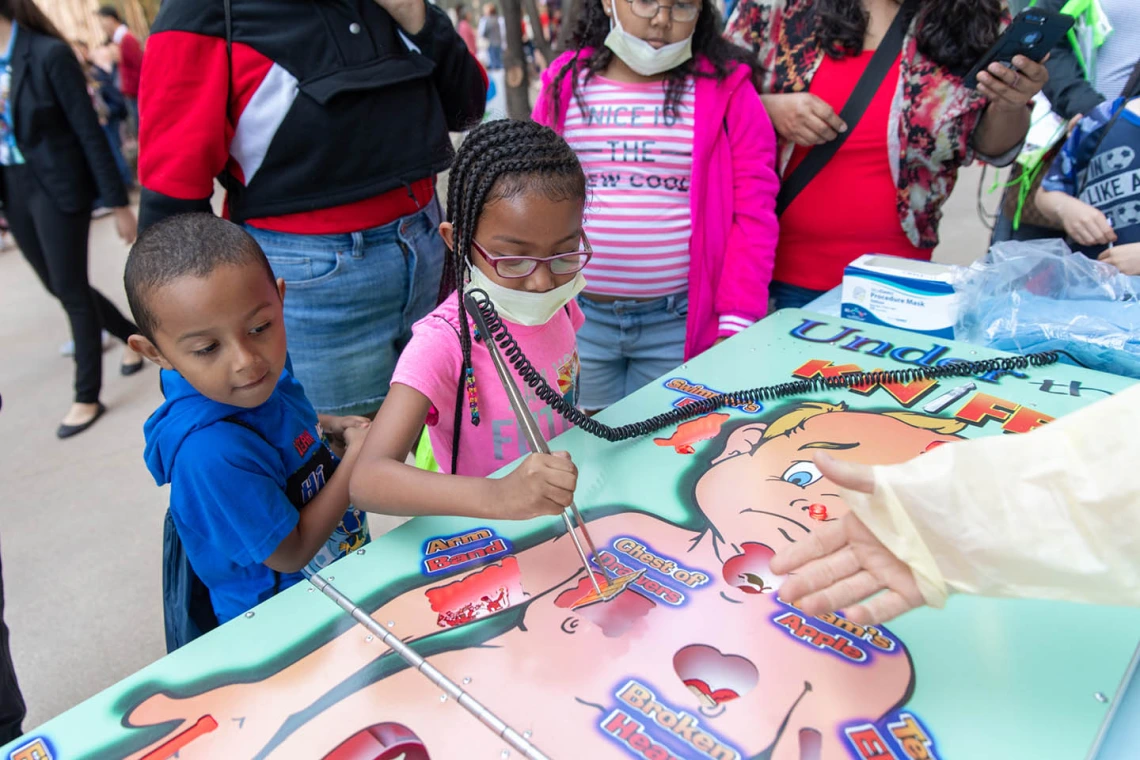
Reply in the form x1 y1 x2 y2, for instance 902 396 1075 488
320 414 371 457
1059 197 1117 247
1099 243 1140 276
492 451 578 520
342 423 370 454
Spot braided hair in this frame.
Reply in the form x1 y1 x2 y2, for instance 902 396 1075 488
545 0 758 126
441 119 586 475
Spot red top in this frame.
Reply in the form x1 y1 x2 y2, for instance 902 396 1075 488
774 50 929 291
118 31 143 97
243 178 436 235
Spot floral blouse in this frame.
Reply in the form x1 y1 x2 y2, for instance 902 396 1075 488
727 0 1017 248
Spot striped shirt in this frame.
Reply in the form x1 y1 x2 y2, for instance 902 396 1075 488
565 74 695 300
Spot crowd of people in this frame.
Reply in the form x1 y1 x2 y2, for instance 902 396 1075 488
1 0 1138 746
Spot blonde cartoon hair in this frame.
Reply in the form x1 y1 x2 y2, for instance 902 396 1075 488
761 401 966 440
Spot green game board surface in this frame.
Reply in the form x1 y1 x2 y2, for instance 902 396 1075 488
7 310 1137 760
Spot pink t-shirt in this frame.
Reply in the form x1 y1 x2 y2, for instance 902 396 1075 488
391 291 585 477
563 73 695 299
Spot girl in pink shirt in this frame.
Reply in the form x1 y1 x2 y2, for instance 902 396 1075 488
533 0 779 411
351 120 589 521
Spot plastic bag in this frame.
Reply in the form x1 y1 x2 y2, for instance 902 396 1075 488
954 239 1140 378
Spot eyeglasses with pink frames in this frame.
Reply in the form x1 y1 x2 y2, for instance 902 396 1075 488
470 234 593 280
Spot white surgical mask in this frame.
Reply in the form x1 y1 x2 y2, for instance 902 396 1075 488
603 9 693 77
466 266 587 327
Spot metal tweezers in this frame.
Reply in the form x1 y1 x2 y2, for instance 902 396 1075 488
466 293 614 598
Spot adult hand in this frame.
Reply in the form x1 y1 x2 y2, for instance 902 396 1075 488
1099 243 1140 276
372 0 427 35
761 93 847 147
771 453 925 625
977 54 1049 112
114 207 137 244
1060 197 1117 247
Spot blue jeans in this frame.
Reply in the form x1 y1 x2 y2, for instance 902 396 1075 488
576 293 688 410
245 200 445 416
488 46 503 69
769 281 827 312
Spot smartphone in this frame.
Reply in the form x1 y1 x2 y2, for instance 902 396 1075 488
964 8 1075 89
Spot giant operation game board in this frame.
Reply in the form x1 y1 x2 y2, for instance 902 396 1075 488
6 310 1140 760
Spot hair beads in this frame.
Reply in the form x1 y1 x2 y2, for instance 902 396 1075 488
465 367 480 426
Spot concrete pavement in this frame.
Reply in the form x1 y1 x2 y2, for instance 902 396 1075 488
0 164 1003 733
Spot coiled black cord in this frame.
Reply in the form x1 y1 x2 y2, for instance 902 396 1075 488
464 291 1061 443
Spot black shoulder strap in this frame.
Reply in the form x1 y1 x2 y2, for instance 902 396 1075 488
1077 97 1131 196
1124 59 1140 100
223 0 233 59
775 0 920 217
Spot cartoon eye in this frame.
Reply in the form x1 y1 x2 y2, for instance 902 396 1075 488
781 461 822 488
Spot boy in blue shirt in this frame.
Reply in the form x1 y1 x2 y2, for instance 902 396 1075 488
1037 90 1140 275
125 214 371 632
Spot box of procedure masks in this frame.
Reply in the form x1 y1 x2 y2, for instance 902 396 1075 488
841 255 959 339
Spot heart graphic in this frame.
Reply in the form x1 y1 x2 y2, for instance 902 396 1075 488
321 722 430 760
673 645 759 709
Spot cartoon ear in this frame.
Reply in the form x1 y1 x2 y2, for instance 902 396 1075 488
711 423 768 465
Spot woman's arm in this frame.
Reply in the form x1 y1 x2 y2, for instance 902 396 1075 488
349 384 578 520
1035 0 1105 119
972 55 1049 160
760 92 847 147
43 44 128 209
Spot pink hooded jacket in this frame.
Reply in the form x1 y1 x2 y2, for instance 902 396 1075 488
533 50 780 359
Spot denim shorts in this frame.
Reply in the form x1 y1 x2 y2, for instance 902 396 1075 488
576 292 688 410
246 200 445 416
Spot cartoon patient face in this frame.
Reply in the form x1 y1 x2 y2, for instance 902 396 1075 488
695 402 964 551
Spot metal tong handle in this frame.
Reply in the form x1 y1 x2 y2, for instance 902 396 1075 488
464 291 611 597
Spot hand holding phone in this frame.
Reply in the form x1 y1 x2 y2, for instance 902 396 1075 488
976 54 1050 112
964 8 1073 90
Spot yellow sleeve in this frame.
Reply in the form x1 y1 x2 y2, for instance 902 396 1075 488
839 384 1140 609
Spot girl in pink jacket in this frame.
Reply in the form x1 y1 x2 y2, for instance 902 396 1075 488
533 0 779 411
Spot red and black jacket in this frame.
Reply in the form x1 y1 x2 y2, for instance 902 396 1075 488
138 0 486 232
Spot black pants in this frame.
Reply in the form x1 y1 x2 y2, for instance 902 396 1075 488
3 164 137 404
0 540 25 744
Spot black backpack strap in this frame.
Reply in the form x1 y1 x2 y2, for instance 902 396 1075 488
775 0 920 217
1123 59 1140 100
223 0 233 60
1077 98 1132 197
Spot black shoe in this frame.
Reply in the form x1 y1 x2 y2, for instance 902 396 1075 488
121 358 145 376
57 403 106 439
